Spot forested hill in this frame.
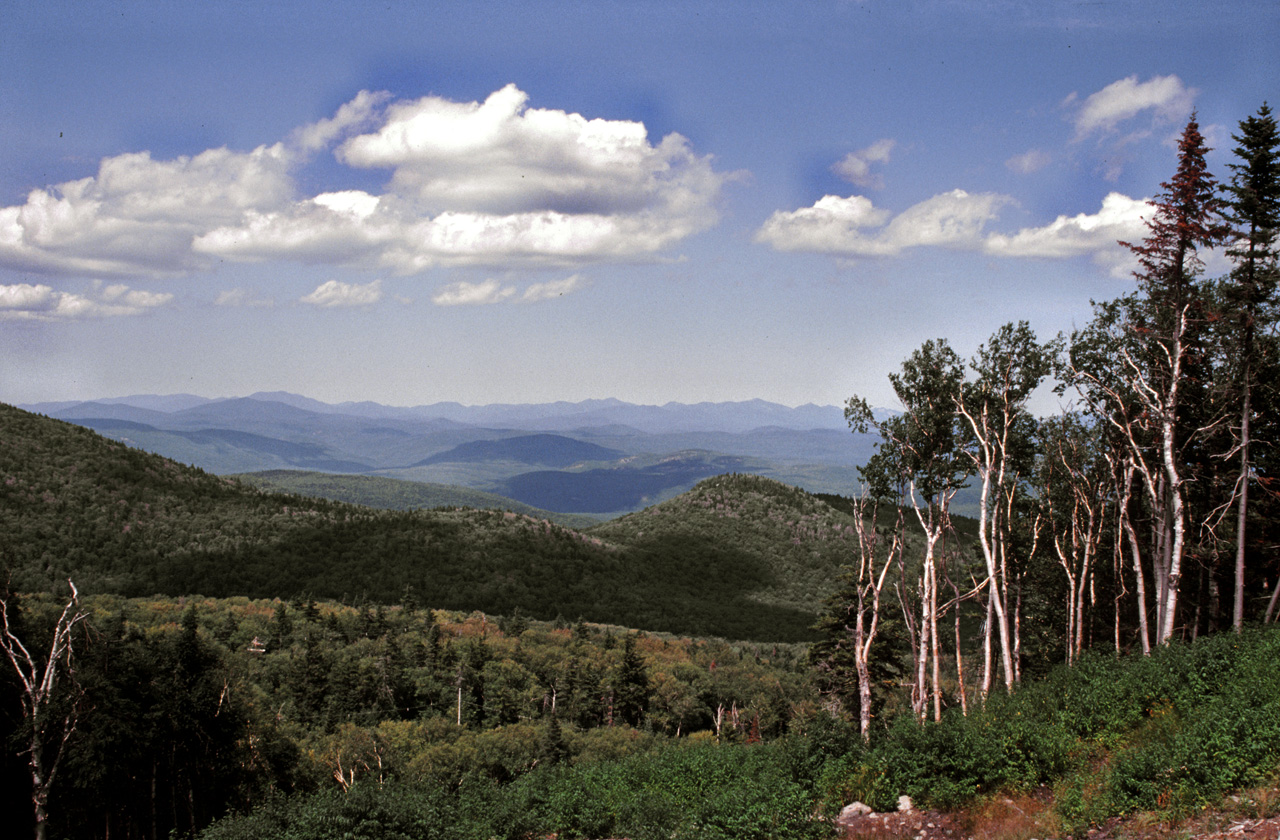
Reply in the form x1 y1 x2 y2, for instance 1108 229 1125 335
592 474 863 615
229 469 602 529
0 403 849 641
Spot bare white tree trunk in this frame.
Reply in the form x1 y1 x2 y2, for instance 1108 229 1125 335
1065 306 1198 649
1265 576 1280 624
914 562 931 722
930 548 942 723
847 492 901 740
1233 384 1251 631
1112 522 1126 653
951 577 968 717
1156 312 1188 644
980 582 994 698
0 582 89 840
909 489 953 723
1057 542 1078 666
1123 503 1153 655
955 400 1015 694
1045 420 1105 663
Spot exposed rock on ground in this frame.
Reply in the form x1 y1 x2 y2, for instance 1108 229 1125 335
837 806 964 839
834 792 1280 839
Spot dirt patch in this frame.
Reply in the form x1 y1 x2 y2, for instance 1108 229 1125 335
837 789 1280 840
839 808 966 839
1088 813 1280 840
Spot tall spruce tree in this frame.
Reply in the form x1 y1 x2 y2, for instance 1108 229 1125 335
1222 103 1280 629
613 634 649 728
1115 114 1228 644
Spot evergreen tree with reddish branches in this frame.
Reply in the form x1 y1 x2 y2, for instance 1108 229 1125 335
1113 113 1228 644
1122 113 1230 312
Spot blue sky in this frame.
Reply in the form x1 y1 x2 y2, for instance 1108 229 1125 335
2 0 1277 410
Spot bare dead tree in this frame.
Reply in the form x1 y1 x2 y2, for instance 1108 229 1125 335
844 489 902 739
0 580 90 840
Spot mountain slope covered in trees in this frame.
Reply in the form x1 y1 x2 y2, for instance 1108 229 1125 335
229 469 602 528
0 403 851 641
593 474 870 615
29 394 868 510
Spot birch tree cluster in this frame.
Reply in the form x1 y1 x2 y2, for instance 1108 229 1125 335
823 105 1280 734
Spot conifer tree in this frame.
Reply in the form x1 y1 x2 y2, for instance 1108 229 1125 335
1221 103 1280 629
1112 114 1228 644
613 634 650 727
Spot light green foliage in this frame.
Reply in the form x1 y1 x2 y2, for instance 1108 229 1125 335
11 590 820 838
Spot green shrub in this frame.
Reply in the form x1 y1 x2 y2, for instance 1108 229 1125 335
199 783 463 840
198 628 1280 840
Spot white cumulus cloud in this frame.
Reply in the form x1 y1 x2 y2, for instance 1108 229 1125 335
0 145 293 278
197 85 732 271
430 274 586 306
431 278 517 306
521 274 586 302
756 190 1009 257
0 281 173 320
0 282 57 311
339 84 665 214
300 278 383 308
291 90 391 153
1 85 732 280
755 195 893 255
759 183 1155 275
984 192 1151 276
832 139 895 189
1070 75 1194 140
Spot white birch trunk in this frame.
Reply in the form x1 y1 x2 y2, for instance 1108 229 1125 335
1234 383 1250 631
0 583 88 840
1156 309 1188 645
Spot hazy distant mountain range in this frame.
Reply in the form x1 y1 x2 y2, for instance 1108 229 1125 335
26 391 850 433
20 392 877 514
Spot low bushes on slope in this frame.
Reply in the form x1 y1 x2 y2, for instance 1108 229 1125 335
194 627 1280 840
814 627 1280 828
